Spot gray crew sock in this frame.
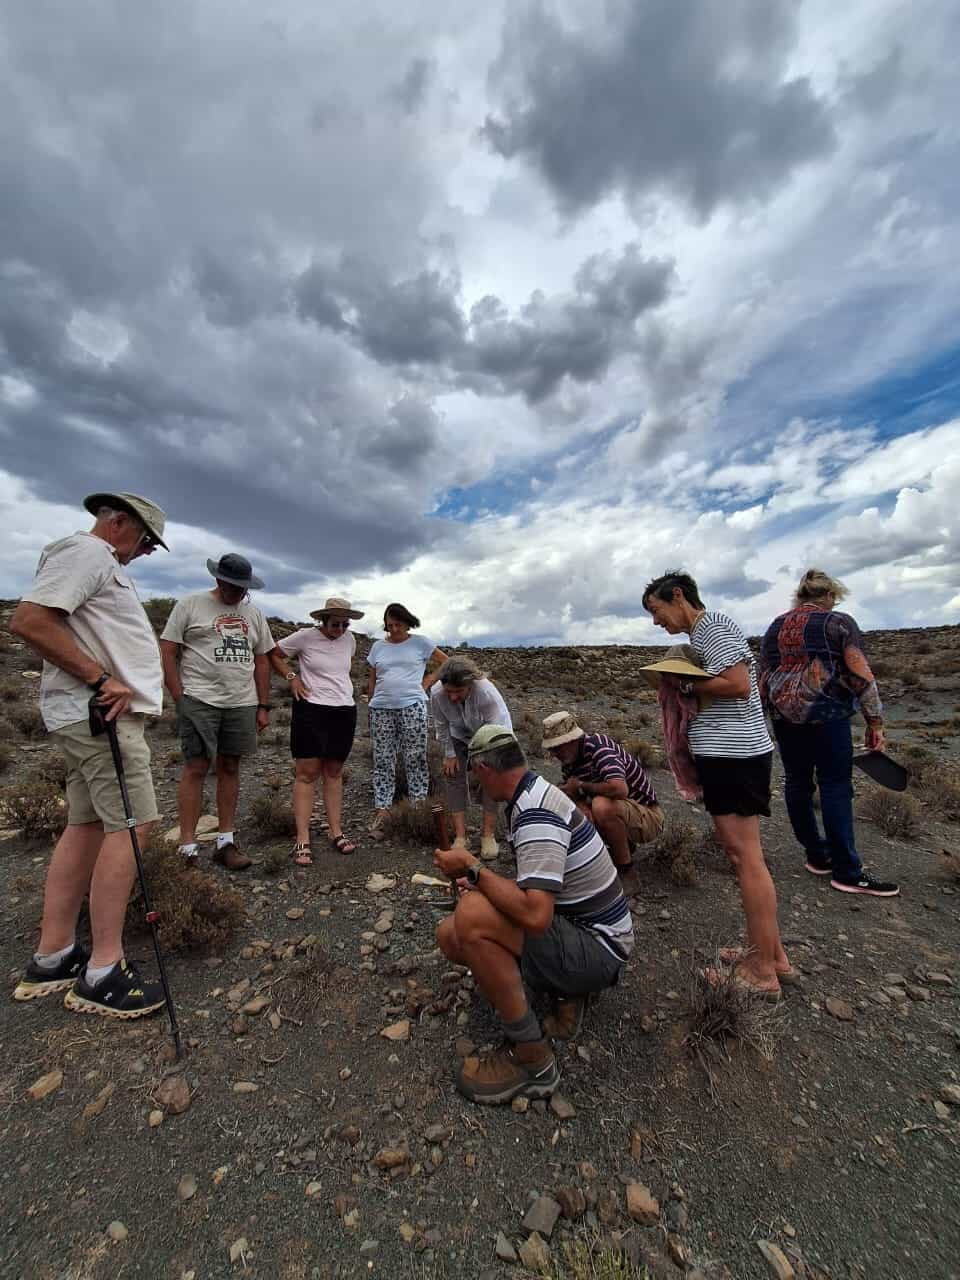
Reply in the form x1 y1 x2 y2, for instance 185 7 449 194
503 1009 543 1044
33 941 76 971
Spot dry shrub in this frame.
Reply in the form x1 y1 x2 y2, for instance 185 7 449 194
622 737 664 769
276 942 335 1020
10 704 45 738
859 787 920 838
249 792 297 838
0 779 66 841
685 952 781 1080
383 797 438 845
262 844 290 875
548 1234 638 1280
0 678 22 702
899 752 960 823
0 741 12 774
644 818 699 886
126 840 244 952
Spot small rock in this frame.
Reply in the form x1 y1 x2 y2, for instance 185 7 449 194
105 1220 128 1242
156 1073 192 1115
305 1181 323 1198
665 1200 688 1231
522 1195 561 1238
240 995 271 1016
366 873 396 893
495 1230 517 1262
380 1019 411 1042
549 1094 576 1120
82 1082 115 1119
939 1084 960 1107
928 972 953 987
228 1236 249 1263
884 986 908 1002
230 1015 249 1036
28 1070 64 1101
148 1109 164 1128
668 1234 690 1269
286 907 305 920
359 1239 379 1257
555 1186 586 1219
511 1096 529 1114
423 1123 452 1143
756 1239 796 1279
629 1130 644 1160
373 1147 409 1170
455 1036 476 1058
343 1208 360 1228
906 984 931 1002
518 1231 550 1271
934 1100 951 1120
825 996 854 1022
626 1183 660 1225
268 1010 282 1030
339 1066 352 1081
232 1081 259 1094
883 972 907 986
177 1174 198 1201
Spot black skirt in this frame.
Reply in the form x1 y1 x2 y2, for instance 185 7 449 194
290 701 357 762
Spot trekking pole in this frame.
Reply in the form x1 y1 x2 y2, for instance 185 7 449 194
93 698 183 1060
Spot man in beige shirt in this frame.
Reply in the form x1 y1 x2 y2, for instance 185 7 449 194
160 554 275 870
11 491 169 1020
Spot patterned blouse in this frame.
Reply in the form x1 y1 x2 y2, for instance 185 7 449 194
759 604 882 726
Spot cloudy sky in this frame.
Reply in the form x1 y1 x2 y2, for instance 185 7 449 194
2 0 958 646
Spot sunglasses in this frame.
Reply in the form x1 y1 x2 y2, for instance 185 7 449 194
138 529 159 550
327 619 351 630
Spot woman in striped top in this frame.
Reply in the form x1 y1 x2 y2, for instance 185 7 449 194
644 570 792 999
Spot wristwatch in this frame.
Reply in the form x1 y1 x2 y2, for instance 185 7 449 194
284 671 296 682
464 863 482 887
88 671 111 693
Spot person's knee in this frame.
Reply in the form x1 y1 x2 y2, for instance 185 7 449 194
183 757 210 780
455 893 506 947
321 761 344 780
436 916 460 959
216 755 241 777
296 762 322 784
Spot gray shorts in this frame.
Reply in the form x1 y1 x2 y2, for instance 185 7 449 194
179 695 258 761
521 913 624 997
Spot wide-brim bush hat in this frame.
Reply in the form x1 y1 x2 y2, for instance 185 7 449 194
205 553 264 590
310 595 364 620
83 491 169 550
541 710 585 750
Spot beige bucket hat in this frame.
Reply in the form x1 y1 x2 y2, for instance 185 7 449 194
541 710 585 751
640 643 709 689
310 595 365 621
83 491 168 550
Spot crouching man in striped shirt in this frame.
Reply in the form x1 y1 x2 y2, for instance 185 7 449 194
435 725 633 1105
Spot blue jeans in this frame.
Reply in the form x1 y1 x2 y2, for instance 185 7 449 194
772 718 862 881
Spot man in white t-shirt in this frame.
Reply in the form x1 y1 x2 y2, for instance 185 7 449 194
160 554 276 870
11 491 169 1020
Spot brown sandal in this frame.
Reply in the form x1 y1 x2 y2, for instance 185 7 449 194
718 946 802 985
330 834 356 855
701 965 782 1002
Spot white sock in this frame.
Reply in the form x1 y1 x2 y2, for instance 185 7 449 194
34 940 76 970
179 843 199 859
216 832 235 850
84 960 117 985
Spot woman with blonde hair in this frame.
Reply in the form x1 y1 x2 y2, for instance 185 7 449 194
759 569 899 896
430 655 513 860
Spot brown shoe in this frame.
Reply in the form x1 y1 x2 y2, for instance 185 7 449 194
213 841 251 871
542 995 587 1041
456 1038 559 1106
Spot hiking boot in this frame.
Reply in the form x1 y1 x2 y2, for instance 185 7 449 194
618 865 642 897
456 1038 559 1105
13 944 90 1002
804 858 832 876
479 836 499 861
542 995 586 1041
831 871 899 897
213 841 251 871
64 959 165 1020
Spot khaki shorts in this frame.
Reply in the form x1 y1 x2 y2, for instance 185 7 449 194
51 716 158 833
618 799 664 846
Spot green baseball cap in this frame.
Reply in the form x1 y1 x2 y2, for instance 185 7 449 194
467 724 519 759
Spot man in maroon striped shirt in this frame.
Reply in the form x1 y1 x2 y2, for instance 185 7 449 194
542 711 663 897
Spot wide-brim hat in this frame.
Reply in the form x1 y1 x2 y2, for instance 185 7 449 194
83 491 169 550
206 553 264 590
639 657 710 689
310 595 364 621
541 710 585 751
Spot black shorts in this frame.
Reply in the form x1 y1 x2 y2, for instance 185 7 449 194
290 702 357 762
694 751 772 818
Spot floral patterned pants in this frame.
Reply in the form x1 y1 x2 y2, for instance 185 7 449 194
370 702 429 809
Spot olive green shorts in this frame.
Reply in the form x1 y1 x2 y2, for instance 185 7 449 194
178 694 258 761
51 716 158 833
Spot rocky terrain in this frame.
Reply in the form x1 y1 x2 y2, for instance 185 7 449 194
1 603 959 1280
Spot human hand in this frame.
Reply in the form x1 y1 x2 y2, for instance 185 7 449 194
290 675 307 702
442 756 459 777
434 847 476 878
865 722 885 752
97 676 133 722
256 707 271 733
561 777 582 799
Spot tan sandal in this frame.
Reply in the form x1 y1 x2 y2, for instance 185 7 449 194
701 965 782 1002
718 946 802 985
292 843 313 866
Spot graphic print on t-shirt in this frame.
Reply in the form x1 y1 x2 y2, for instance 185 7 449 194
212 614 253 665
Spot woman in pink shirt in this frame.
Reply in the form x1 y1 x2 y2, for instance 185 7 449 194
270 597 363 863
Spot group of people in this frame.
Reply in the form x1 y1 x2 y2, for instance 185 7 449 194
9 492 900 1108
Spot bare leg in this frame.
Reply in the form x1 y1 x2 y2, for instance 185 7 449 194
87 822 157 969
215 754 241 832
590 796 631 869
320 761 344 838
437 892 526 1022
713 814 789 984
293 760 322 846
177 758 209 843
481 810 497 840
37 822 105 953
451 811 467 840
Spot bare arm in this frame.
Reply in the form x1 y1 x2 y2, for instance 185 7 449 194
11 601 131 721
159 639 184 703
254 652 272 704
694 661 750 700
578 777 629 800
422 646 448 692
366 665 377 700
434 849 554 933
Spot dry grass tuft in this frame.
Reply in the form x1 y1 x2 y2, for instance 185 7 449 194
383 797 438 846
644 818 699 886
0 678 23 703
684 952 781 1082
262 844 291 876
548 1235 642 1280
859 787 920 838
622 737 664 769
249 792 297 839
9 704 45 738
276 942 335 1020
0 741 12 774
905 757 960 823
125 840 245 953
0 779 66 841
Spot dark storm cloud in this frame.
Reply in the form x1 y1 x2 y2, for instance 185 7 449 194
391 58 435 114
297 243 674 402
483 0 836 218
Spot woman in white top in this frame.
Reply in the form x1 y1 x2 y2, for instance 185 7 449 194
431 655 512 860
271 597 363 863
366 603 447 839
